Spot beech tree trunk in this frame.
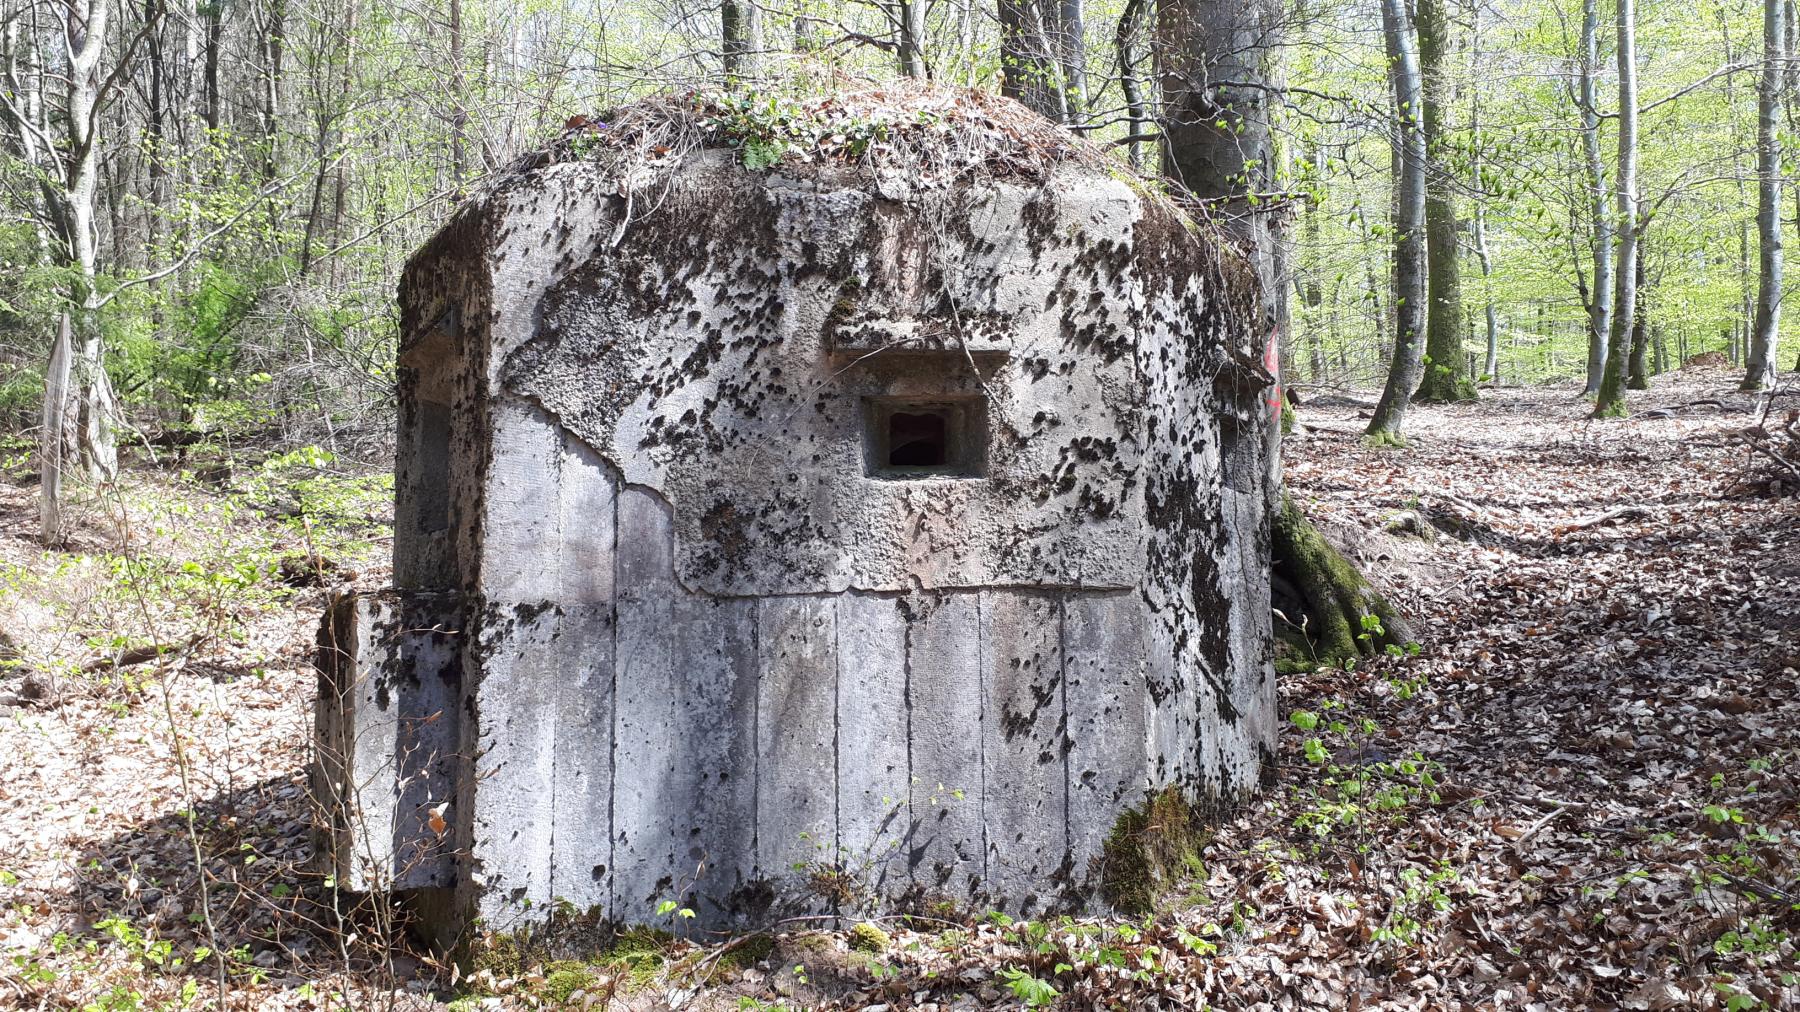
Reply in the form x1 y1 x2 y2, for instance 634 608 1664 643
1000 0 1067 120
898 0 927 77
722 0 762 81
1302 145 1326 379
1471 5 1499 383
1116 0 1149 169
1578 0 1614 395
1154 0 1285 352
1412 0 1472 402
1628 245 1650 389
202 0 222 133
1594 0 1639 416
1366 0 1428 441
448 0 469 190
1057 0 1087 117
39 316 73 543
260 0 285 181
1744 0 1785 391
26 0 122 544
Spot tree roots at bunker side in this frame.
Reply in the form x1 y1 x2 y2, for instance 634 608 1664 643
1271 495 1411 670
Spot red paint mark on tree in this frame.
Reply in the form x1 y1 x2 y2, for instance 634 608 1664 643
1263 327 1283 419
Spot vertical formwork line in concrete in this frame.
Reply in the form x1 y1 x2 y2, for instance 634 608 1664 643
1058 592 1072 906
975 590 987 899
607 483 618 921
832 593 843 920
752 600 765 888
901 599 914 904
546 449 560 920
606 487 620 922
748 602 760 909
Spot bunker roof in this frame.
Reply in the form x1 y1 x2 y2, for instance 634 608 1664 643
515 80 1107 187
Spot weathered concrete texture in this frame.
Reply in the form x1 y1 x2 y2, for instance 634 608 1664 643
316 87 1277 941
314 592 462 892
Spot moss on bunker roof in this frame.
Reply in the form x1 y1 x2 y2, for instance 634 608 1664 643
507 79 1114 187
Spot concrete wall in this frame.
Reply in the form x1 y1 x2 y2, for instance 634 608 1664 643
321 122 1276 938
331 403 1166 928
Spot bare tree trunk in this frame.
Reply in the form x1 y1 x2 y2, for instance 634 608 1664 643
64 5 116 479
261 0 285 181
39 315 72 543
1001 0 1067 120
1577 0 1613 395
447 0 472 196
22 0 121 543
327 0 357 289
1155 0 1283 334
1474 206 1498 381
1367 0 1428 441
1744 0 1785 390
1057 0 1087 117
1594 0 1639 416
1116 0 1148 169
202 0 222 133
722 0 762 81
1469 0 1499 383
898 0 927 77
1628 242 1650 389
1301 145 1325 379
1412 0 1471 402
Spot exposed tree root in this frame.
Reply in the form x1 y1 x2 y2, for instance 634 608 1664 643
1271 494 1410 669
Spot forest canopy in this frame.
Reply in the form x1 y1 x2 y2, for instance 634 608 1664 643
1 0 1792 471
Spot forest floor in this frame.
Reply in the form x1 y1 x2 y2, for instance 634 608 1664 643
1 364 1798 1011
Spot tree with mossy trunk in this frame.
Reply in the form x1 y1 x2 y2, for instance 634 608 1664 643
1627 241 1651 390
1366 0 1428 441
1271 496 1409 670
1411 0 1475 404
1155 0 1409 684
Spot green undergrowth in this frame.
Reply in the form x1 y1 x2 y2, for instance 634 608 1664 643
460 920 808 1006
0 441 390 701
703 89 951 170
1258 659 1475 961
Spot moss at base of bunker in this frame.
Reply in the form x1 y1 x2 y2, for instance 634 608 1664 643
1100 786 1208 914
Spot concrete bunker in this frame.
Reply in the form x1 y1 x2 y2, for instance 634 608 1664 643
315 85 1278 941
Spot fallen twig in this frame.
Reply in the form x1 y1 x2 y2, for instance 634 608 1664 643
1559 505 1654 531
1717 871 1797 906
81 633 206 674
